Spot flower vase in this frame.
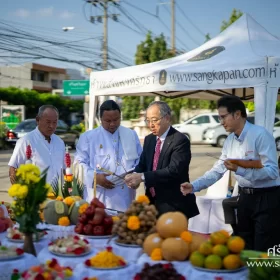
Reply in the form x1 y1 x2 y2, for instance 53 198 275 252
23 233 36 256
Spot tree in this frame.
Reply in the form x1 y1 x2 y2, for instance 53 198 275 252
220 9 243 32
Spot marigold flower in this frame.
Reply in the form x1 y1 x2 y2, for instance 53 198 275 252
63 196 75 206
64 174 73 182
78 203 89 214
151 248 162 261
136 195 150 204
180 231 192 243
58 216 70 226
56 196 63 201
127 216 140 230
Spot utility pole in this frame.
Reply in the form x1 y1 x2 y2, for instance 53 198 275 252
171 0 175 54
86 0 119 103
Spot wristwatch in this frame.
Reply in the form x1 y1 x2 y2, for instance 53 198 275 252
141 173 145 182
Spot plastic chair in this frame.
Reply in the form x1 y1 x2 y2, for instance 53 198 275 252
188 171 230 234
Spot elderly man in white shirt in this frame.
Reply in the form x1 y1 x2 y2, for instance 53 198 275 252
181 95 280 252
74 100 142 212
8 105 65 185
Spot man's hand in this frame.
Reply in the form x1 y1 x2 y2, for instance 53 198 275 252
180 182 193 196
224 160 238 172
124 173 141 189
9 166 17 184
96 173 115 189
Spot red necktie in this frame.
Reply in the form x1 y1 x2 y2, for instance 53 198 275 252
150 138 161 197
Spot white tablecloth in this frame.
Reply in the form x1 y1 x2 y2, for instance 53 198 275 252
87 236 113 251
74 263 141 280
0 253 40 280
37 223 75 240
1 236 49 255
110 242 143 263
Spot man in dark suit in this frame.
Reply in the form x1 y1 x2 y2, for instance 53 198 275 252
125 101 199 219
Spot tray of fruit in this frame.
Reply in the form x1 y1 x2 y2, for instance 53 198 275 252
84 246 128 270
74 198 113 238
190 231 246 272
6 228 46 243
48 235 91 257
0 244 24 261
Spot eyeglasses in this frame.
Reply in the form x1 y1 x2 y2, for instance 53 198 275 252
218 113 231 122
145 115 165 125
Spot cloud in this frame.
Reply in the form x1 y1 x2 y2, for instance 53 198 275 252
37 6 54 17
14 9 30 18
59 10 76 19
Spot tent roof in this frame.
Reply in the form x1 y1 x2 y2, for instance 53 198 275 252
90 13 280 100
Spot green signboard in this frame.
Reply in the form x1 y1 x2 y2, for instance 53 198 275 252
63 80 89 96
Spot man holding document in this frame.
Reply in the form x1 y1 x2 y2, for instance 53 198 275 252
74 100 142 212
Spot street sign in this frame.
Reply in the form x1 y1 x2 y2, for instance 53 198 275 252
63 80 89 96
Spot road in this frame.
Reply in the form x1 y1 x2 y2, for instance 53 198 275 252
0 145 222 203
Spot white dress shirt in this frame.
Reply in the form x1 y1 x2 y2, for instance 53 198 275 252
192 121 280 192
74 126 142 212
8 127 65 184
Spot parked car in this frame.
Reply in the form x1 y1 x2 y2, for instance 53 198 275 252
203 115 280 148
173 113 220 143
5 119 80 148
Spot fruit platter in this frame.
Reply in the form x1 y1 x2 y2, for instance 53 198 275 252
6 227 46 242
48 235 91 257
112 195 158 247
0 244 24 261
84 246 127 270
11 258 73 280
75 198 113 238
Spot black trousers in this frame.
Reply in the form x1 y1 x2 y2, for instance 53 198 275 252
237 187 280 251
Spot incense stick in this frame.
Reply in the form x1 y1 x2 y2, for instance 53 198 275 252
205 153 225 161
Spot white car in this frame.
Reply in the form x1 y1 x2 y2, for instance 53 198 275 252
173 113 219 143
203 115 280 149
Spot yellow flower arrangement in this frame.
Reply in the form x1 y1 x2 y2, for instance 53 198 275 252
63 196 75 206
16 164 40 184
151 248 163 261
136 195 150 204
8 163 49 234
64 174 73 182
127 216 140 230
79 203 89 214
58 216 70 226
180 231 192 243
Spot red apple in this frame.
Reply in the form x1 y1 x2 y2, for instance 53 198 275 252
83 224 93 235
74 223 84 234
85 205 95 218
78 213 88 224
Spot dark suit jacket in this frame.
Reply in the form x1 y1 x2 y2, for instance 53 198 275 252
135 126 199 219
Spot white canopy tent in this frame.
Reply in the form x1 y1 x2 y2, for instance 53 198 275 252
89 14 280 133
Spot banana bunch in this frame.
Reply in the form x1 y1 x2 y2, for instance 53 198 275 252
240 250 280 280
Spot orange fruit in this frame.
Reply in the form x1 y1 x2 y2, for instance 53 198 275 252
219 229 230 238
227 236 245 253
210 232 228 245
212 244 229 257
198 242 213 256
204 254 223 269
189 251 205 267
223 254 241 270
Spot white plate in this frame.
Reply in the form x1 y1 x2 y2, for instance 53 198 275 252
193 265 247 273
49 249 92 258
114 241 141 248
78 234 112 239
89 264 128 270
7 235 44 243
0 254 24 261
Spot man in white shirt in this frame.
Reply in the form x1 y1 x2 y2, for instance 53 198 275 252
181 96 280 251
8 105 65 185
74 100 142 212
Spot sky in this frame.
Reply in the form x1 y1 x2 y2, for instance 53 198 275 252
1 0 280 71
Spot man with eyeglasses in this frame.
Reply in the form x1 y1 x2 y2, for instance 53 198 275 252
181 95 280 251
125 101 199 219
74 100 142 212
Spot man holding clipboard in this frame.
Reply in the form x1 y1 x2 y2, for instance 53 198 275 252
74 100 142 212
